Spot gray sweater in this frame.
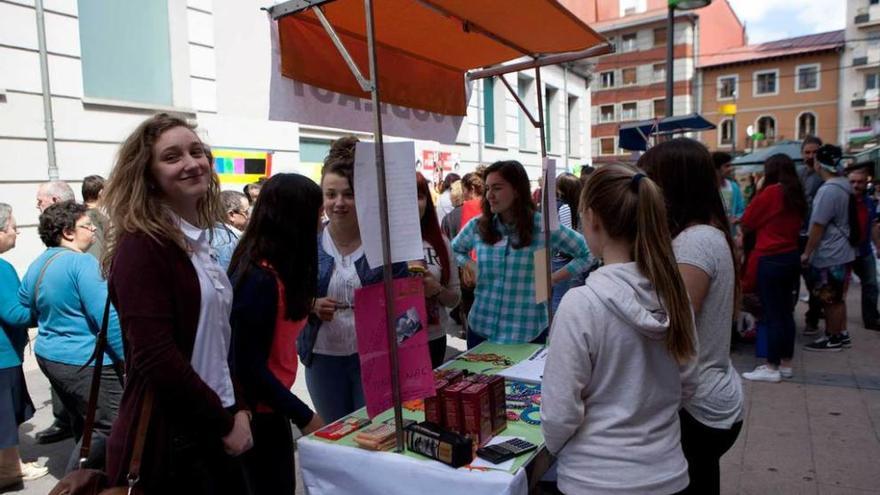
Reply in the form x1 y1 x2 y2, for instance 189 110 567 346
542 262 697 494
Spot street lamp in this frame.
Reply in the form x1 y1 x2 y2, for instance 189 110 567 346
666 0 711 117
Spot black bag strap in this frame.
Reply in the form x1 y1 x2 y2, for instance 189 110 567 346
31 250 71 309
78 295 153 490
77 296 113 466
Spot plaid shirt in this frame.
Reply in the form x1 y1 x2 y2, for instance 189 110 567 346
451 212 590 343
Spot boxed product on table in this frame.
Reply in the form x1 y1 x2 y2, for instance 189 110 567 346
424 379 448 425
353 423 397 451
486 375 507 434
461 382 493 445
441 380 470 433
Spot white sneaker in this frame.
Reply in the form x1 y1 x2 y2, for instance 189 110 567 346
779 367 793 379
19 462 47 481
742 365 781 383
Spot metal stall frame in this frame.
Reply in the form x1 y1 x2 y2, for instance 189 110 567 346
267 0 612 452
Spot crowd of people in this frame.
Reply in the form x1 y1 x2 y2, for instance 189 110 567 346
0 110 874 494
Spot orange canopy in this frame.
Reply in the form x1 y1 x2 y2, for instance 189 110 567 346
275 0 608 116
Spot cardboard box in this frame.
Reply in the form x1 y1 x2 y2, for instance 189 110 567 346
441 381 470 433
461 382 493 445
486 375 507 434
425 379 448 425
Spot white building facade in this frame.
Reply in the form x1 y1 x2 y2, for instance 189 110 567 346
0 0 594 274
841 0 880 148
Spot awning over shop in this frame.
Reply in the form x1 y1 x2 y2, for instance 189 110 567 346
273 0 609 116
618 114 715 151
731 140 804 168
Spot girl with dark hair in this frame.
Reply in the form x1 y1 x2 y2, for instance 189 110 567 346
297 136 409 423
102 113 252 492
740 154 806 383
228 173 325 494
551 173 585 313
542 164 697 495
641 138 744 495
415 173 460 368
451 160 590 348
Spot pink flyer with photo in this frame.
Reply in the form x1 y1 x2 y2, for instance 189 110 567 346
355 277 436 418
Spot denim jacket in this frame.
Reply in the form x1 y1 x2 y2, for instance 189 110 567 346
297 234 410 367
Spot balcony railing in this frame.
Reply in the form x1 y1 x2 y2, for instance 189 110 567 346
854 56 869 66
854 98 868 108
856 13 870 24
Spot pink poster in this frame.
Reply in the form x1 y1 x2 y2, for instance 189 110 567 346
355 278 436 418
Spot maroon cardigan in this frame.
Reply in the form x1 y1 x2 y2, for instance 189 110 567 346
106 232 243 487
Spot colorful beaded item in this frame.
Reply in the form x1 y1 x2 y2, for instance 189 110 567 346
456 353 513 367
506 410 521 422
506 382 542 409
520 406 541 425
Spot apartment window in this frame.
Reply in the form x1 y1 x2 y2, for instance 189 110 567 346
796 64 820 92
600 104 615 123
719 119 734 146
797 112 817 139
622 67 637 86
718 75 737 100
653 98 666 118
653 63 666 83
567 95 580 157
483 78 495 144
77 0 173 105
757 116 776 140
653 28 667 47
867 73 879 90
621 102 638 121
600 71 615 89
600 137 616 156
518 76 533 150
545 86 559 153
754 70 779 96
621 33 638 53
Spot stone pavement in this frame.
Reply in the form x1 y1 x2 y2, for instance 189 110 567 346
7 293 880 494
723 285 880 494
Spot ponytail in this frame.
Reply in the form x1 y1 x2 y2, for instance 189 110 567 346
581 165 696 364
633 178 697 364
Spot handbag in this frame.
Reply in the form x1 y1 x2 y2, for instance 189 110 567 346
49 297 153 495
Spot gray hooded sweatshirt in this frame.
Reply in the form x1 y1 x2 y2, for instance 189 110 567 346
542 262 697 495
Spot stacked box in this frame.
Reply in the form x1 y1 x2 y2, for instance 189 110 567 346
441 370 466 384
461 382 493 445
425 379 448 425
486 375 508 434
441 381 470 432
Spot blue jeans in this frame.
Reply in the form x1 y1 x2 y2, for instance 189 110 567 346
757 251 800 365
550 257 573 315
304 353 365 423
852 253 880 327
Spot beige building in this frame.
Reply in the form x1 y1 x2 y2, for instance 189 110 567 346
699 31 844 151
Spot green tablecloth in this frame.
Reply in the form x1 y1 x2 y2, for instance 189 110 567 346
306 342 545 474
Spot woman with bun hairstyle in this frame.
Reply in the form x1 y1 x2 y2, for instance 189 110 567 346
542 164 697 495
451 160 590 347
102 113 252 493
641 138 744 495
297 136 410 423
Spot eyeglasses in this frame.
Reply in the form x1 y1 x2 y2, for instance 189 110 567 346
231 209 250 218
76 223 97 231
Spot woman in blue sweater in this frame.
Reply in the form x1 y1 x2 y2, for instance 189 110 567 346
0 204 47 488
17 201 124 469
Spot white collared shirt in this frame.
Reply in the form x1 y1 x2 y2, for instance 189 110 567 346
178 216 236 408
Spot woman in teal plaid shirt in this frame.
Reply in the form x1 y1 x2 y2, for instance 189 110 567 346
452 161 591 348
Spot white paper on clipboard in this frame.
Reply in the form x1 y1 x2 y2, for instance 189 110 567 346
354 141 424 269
543 157 558 232
498 346 547 384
